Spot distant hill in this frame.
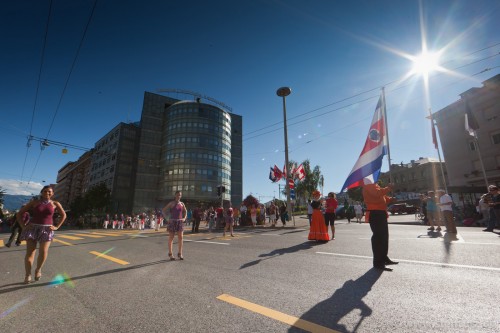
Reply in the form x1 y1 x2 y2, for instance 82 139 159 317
2 194 33 212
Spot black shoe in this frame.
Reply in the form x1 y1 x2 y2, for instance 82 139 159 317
374 265 393 272
5 242 11 248
15 242 21 246
483 229 494 232
385 260 399 265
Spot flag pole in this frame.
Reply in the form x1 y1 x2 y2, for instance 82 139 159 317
473 136 489 191
465 99 490 191
428 109 448 193
381 87 393 184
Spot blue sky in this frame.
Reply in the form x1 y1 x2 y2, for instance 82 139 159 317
1 0 499 199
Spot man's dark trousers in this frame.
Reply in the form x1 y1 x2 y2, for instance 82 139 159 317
368 210 389 267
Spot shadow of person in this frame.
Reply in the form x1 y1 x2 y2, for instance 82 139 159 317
288 268 382 333
427 230 443 238
239 242 323 270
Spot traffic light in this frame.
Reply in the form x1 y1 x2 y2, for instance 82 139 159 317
216 185 226 197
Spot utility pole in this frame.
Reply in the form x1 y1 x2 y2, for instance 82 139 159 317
277 87 293 226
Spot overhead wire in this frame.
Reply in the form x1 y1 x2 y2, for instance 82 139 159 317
25 0 99 187
19 0 53 184
243 48 500 144
243 42 500 141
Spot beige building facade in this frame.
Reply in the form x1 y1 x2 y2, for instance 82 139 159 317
433 74 500 192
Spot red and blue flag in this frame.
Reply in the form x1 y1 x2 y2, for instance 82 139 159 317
341 95 387 192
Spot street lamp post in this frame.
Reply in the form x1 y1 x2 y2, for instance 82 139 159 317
276 87 293 226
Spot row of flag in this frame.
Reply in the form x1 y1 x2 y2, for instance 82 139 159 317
269 163 305 183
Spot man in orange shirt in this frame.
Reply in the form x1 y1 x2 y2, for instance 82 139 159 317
362 179 398 271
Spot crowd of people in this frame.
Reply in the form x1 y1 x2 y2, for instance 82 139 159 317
4 182 499 282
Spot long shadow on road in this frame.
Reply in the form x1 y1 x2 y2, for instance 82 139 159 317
0 259 169 295
239 241 325 270
288 268 382 333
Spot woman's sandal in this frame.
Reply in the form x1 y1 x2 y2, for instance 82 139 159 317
168 253 176 261
35 270 42 282
24 275 32 284
178 253 184 260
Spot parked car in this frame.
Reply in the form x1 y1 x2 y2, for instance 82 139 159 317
388 203 418 215
335 206 356 219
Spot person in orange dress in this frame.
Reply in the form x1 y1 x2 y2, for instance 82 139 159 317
308 190 330 241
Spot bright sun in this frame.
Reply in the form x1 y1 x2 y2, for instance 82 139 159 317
411 51 441 76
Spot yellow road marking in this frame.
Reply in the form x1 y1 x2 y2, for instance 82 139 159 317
217 294 339 333
89 232 123 237
89 251 129 265
0 240 27 247
56 235 84 240
52 238 73 246
72 233 105 238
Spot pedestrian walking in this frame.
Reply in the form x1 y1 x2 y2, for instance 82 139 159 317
324 192 338 239
223 203 235 237
279 203 287 227
192 207 201 233
362 180 398 271
426 191 441 232
306 200 313 226
269 202 277 227
483 185 500 232
6 211 29 247
437 189 457 234
16 185 67 284
354 203 363 223
103 214 110 229
162 191 187 260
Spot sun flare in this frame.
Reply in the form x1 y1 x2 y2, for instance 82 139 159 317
411 51 441 76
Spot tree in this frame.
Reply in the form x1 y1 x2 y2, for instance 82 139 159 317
0 186 5 206
69 195 87 218
347 187 364 203
85 183 111 212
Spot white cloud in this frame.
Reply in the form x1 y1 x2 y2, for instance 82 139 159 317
0 179 44 196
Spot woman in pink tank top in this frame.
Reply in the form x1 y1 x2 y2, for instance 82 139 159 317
162 191 187 260
17 185 66 284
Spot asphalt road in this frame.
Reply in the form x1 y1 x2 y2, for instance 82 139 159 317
1 216 499 332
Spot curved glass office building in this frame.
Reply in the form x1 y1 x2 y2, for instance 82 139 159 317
133 92 242 212
161 100 232 201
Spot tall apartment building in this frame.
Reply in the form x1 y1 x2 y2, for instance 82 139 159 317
433 74 500 193
88 122 141 213
54 150 92 208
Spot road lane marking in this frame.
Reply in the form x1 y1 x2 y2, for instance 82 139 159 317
184 240 229 245
316 252 500 272
89 232 123 237
89 251 129 265
52 238 74 246
71 233 105 238
217 294 339 333
56 235 85 240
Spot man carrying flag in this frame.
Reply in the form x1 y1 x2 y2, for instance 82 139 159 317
362 178 398 271
340 91 398 271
